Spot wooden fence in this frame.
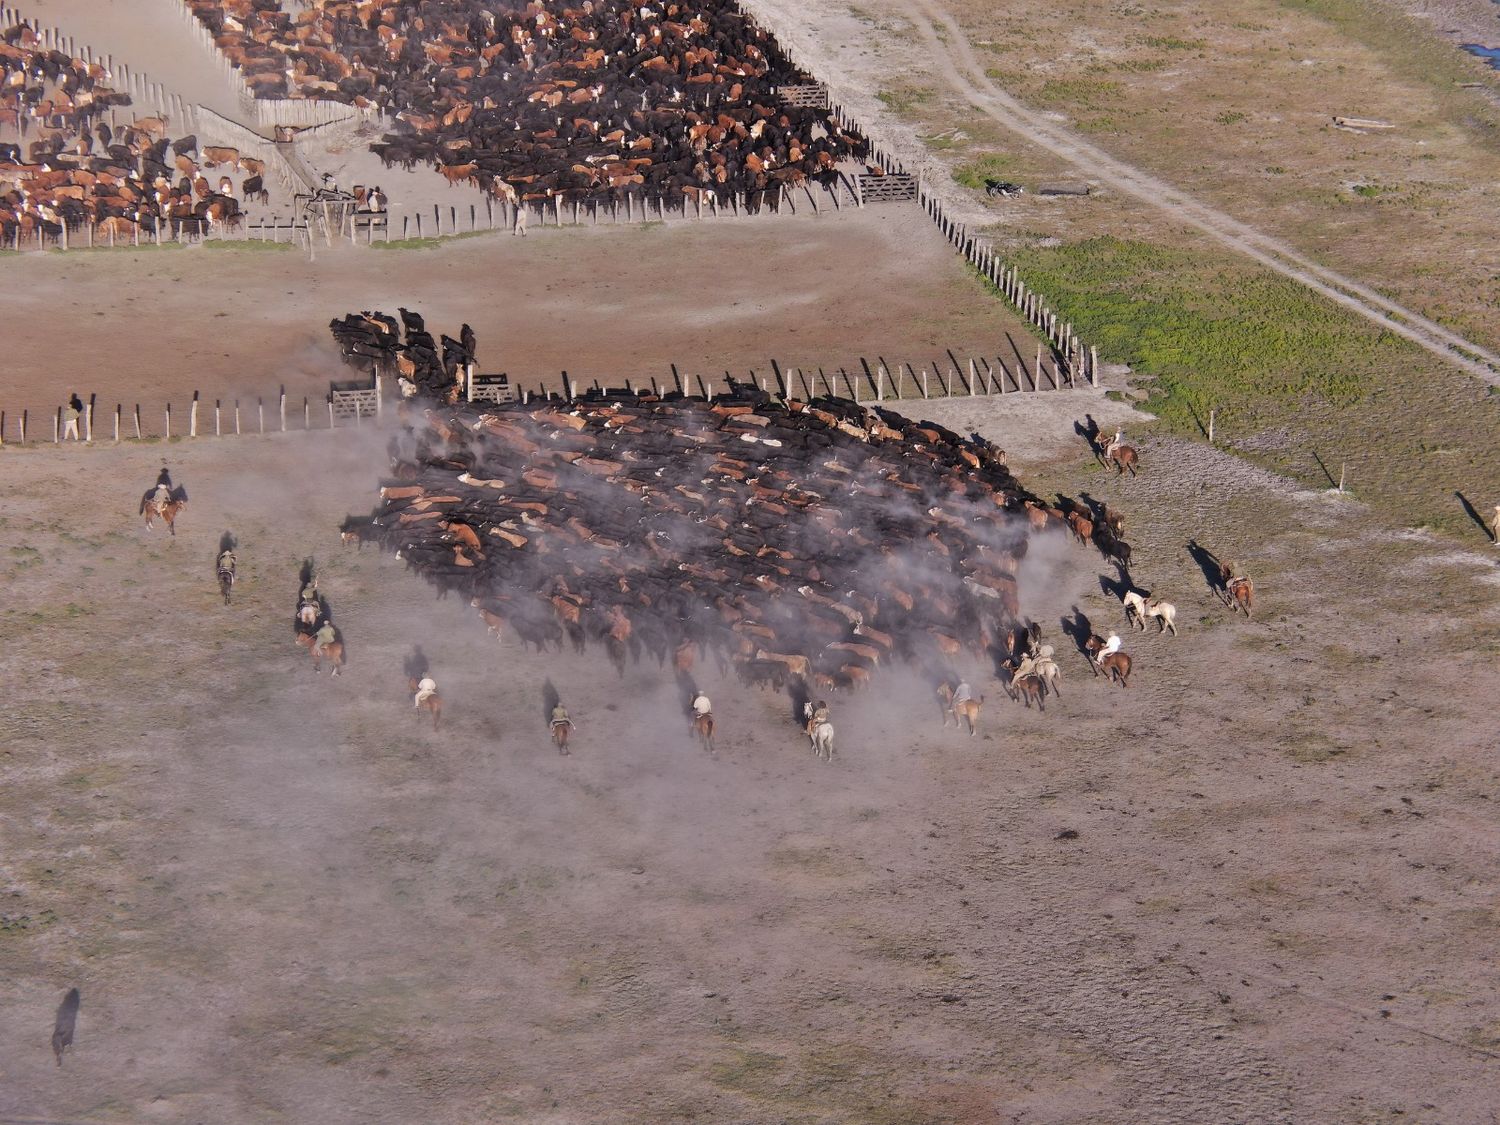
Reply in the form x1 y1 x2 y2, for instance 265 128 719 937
0 338 1085 448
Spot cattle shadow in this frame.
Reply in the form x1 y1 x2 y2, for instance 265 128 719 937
403 645 429 681
542 679 561 725
1061 606 1094 654
1454 491 1494 542
1187 539 1229 598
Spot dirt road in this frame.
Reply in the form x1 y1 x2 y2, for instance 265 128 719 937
743 0 1500 385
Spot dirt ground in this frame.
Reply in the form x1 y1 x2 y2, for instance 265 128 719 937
3 391 1500 1124
0 202 1034 430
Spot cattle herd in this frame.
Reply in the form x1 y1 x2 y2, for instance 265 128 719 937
190 0 865 209
0 22 268 244
341 309 1045 698
331 308 478 399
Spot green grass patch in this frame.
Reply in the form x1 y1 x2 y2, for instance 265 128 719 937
1001 236 1500 537
1036 78 1123 110
203 239 294 252
1006 236 1403 433
875 87 934 115
952 153 1016 189
369 230 492 250
1142 35 1205 50
1215 110 1248 125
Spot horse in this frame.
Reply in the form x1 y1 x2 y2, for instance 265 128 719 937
1227 576 1254 618
408 677 442 731
551 719 572 754
802 702 836 761
692 710 715 754
296 631 344 675
217 555 236 605
1107 444 1140 476
810 720 835 761
1084 636 1132 687
999 660 1046 711
140 488 186 536
936 682 985 735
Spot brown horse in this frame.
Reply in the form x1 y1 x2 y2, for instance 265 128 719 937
296 631 344 675
1084 636 1132 687
551 719 572 754
1107 445 1140 476
407 678 442 731
936 682 985 734
1227 576 1254 618
998 662 1046 712
140 490 186 536
692 711 716 753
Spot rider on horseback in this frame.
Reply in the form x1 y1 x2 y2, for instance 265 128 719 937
414 676 437 708
691 691 712 718
217 548 235 571
1103 428 1124 460
312 620 337 657
550 703 574 731
1095 633 1122 665
952 681 973 706
805 699 830 735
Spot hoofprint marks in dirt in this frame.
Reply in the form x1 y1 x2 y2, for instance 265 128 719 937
2 391 1499 1122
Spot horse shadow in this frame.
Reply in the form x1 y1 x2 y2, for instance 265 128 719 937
1454 491 1494 542
298 558 316 588
788 677 811 726
674 670 699 718
542 679 561 724
1075 414 1101 457
1078 491 1108 520
1187 539 1228 597
403 645 429 681
1061 606 1094 654
1099 569 1133 601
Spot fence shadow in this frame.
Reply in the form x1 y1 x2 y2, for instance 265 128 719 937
1455 491 1495 542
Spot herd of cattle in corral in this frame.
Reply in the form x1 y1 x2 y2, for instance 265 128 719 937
1 23 269 245
190 0 867 210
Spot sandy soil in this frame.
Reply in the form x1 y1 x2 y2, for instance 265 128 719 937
3 393 1500 1123
0 203 1035 431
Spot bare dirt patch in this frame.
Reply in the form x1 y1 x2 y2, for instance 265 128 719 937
3 396 1499 1121
0 205 1032 425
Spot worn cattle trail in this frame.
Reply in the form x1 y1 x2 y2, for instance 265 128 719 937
744 0 1500 384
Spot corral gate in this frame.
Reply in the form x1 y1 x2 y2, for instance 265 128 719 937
776 84 830 109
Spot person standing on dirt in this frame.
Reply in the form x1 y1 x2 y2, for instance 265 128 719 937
62 397 81 441
512 203 527 237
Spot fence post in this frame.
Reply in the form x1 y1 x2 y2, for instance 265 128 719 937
19 409 26 445
921 368 929 398
215 399 221 436
235 400 241 435
280 386 287 431
189 391 199 437
1090 346 1100 387
114 404 120 442
134 404 141 439
259 398 265 434
303 397 309 429
165 403 172 440
85 395 94 442
1207 409 1216 444
53 408 59 443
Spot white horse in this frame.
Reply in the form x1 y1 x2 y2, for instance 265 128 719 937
1144 599 1177 635
802 701 836 761
810 721 835 761
1123 591 1178 636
